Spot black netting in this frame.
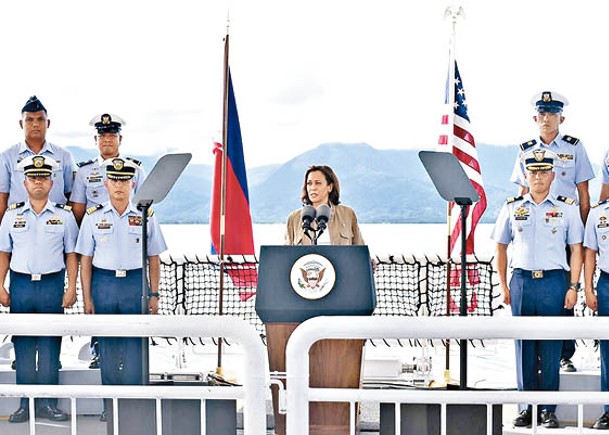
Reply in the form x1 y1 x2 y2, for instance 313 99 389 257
183 258 263 335
159 261 180 315
372 256 421 317
426 259 498 317
0 254 507 347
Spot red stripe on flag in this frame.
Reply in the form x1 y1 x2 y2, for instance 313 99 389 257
454 125 475 146
453 147 481 173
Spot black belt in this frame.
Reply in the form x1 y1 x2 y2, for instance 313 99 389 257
514 268 564 280
11 270 63 282
93 266 142 278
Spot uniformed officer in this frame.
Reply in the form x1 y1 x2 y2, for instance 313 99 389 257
0 155 79 423
583 200 609 429
597 149 609 202
68 113 145 372
0 96 76 222
510 90 593 373
69 113 145 224
493 149 584 429
75 157 166 421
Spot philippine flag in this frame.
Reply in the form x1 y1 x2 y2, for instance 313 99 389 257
210 69 257 291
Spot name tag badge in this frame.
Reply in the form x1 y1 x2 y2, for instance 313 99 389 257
116 270 127 278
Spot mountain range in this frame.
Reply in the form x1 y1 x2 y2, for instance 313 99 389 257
66 143 600 224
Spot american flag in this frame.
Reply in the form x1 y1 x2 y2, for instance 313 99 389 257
438 61 487 255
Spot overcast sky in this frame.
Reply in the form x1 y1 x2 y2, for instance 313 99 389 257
0 0 606 169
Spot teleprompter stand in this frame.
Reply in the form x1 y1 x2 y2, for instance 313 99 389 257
419 150 479 389
377 151 500 435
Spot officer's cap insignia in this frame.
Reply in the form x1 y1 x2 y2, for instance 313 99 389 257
101 114 112 125
533 149 546 162
33 156 44 168
112 159 124 171
542 92 552 102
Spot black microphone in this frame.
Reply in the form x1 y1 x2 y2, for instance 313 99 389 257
315 204 331 231
301 205 316 230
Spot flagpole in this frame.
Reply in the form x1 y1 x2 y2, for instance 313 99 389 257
217 25 231 375
443 4 463 386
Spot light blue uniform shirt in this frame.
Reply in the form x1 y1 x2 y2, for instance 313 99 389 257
0 201 78 274
70 156 145 207
510 135 594 201
0 141 76 204
491 193 583 271
584 201 609 273
599 149 609 186
75 201 167 270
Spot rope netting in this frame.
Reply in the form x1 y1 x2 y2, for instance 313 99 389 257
0 253 594 347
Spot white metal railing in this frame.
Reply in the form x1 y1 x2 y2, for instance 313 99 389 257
0 314 267 435
285 316 609 435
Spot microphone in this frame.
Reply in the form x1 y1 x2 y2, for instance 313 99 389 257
301 205 316 231
315 204 331 231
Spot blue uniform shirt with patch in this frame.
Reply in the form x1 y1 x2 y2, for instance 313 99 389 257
510 135 594 201
75 201 167 270
584 201 609 273
491 193 583 270
70 156 145 207
0 141 76 204
0 201 78 274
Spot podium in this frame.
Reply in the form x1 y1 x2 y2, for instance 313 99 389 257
256 245 376 435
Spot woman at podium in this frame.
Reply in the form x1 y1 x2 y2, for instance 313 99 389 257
285 165 365 245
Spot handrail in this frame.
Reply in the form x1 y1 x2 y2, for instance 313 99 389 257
0 314 267 435
285 316 609 435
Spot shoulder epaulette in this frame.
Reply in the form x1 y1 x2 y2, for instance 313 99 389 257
562 135 580 145
557 195 575 205
55 203 72 212
86 204 104 215
519 139 537 151
592 199 609 209
125 156 142 167
76 159 94 168
7 202 25 210
506 196 523 204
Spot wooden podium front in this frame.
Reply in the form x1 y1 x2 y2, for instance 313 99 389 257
267 323 364 435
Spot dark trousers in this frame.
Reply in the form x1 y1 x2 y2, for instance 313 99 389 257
10 270 64 409
510 269 566 412
597 272 609 412
561 249 576 360
91 267 145 386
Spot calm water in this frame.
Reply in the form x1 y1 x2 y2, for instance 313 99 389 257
160 223 496 258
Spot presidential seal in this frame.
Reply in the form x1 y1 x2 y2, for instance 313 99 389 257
290 254 336 300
